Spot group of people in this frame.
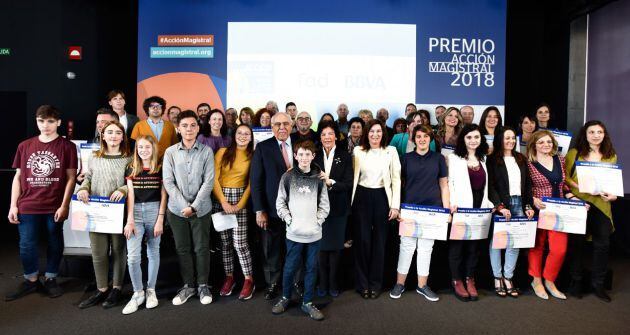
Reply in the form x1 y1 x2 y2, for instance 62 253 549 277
6 91 619 321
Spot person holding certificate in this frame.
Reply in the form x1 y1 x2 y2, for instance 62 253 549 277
122 135 167 314
390 124 449 302
314 121 353 298
351 120 401 299
487 127 535 298
212 124 256 301
447 124 494 302
76 121 132 309
565 120 617 302
435 107 463 147
527 130 575 300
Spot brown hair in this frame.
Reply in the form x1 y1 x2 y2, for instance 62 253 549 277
128 135 160 177
360 120 388 151
35 105 61 120
574 120 616 160
293 139 317 154
107 89 125 101
526 129 558 161
96 120 130 158
253 108 275 127
221 124 254 169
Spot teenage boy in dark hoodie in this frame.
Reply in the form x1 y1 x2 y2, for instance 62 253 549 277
272 140 329 320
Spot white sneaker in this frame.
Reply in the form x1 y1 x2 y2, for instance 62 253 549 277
198 285 213 305
122 290 145 315
146 289 158 309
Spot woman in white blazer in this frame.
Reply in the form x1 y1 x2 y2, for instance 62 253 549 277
351 120 401 299
447 124 494 302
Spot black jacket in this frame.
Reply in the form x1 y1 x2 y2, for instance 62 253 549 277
250 136 297 218
313 146 353 217
487 154 533 213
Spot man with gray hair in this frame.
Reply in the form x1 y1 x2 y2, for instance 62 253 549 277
290 111 318 145
335 103 349 136
377 107 394 143
461 105 475 125
266 100 279 113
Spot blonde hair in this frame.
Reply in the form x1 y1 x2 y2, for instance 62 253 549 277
128 135 160 177
357 109 373 120
527 129 558 161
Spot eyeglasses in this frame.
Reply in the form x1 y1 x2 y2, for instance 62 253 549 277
297 117 311 122
149 104 162 109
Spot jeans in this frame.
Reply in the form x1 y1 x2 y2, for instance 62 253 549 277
127 201 161 292
489 196 524 279
17 214 64 279
397 236 434 277
168 210 211 286
282 239 320 304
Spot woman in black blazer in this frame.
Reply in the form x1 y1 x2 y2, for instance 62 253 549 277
487 127 535 298
314 121 354 297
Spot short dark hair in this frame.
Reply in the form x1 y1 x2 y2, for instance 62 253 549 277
293 139 317 154
142 96 167 116
348 116 365 129
406 111 422 124
286 102 296 109
360 119 388 151
35 105 61 120
96 107 119 121
167 105 181 113
411 124 435 142
107 89 125 101
197 103 211 111
317 120 340 140
454 124 488 161
177 109 200 125
418 109 431 125
406 103 417 110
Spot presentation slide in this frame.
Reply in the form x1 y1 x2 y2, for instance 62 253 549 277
227 22 415 121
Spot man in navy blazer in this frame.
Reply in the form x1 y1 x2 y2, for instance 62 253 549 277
251 112 297 300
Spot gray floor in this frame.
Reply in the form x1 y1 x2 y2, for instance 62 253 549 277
1 246 629 335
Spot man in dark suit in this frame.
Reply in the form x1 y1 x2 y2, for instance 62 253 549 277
377 108 395 144
251 112 297 300
107 89 138 138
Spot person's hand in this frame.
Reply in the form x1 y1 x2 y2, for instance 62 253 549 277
499 208 511 220
533 197 546 210
525 209 535 219
110 190 124 202
181 207 194 218
77 190 90 203
256 211 268 229
76 173 85 183
319 171 332 187
221 201 233 214
8 206 19 224
388 208 399 221
54 206 69 222
154 217 164 237
450 205 458 214
124 222 136 240
600 192 617 202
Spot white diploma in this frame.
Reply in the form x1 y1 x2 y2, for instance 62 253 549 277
79 143 100 173
440 144 455 158
576 161 624 197
70 195 124 234
537 197 587 234
253 127 274 149
398 204 450 241
212 212 238 232
491 216 537 249
550 129 572 156
450 208 493 240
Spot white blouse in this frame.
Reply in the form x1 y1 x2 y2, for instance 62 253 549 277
358 148 385 188
504 156 522 196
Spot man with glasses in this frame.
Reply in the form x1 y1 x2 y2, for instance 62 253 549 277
251 112 299 300
130 96 178 159
290 111 318 145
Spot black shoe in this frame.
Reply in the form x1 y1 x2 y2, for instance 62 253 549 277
568 279 583 299
293 283 304 299
359 289 370 299
43 278 63 298
264 284 279 300
5 280 40 301
79 289 109 309
369 290 381 299
593 286 611 303
102 288 122 309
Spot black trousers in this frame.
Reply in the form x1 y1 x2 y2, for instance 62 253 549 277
448 240 480 280
568 205 612 287
352 186 389 291
318 250 341 291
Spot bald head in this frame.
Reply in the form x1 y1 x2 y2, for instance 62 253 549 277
296 111 313 133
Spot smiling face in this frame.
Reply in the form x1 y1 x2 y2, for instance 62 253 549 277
320 127 336 150
586 124 605 147
503 129 517 152
464 130 481 151
407 115 422 135
178 117 200 142
296 112 312 133
103 124 124 149
209 112 224 133
435 106 446 119
36 117 60 136
234 125 252 147
535 135 554 155
136 138 154 161
521 116 536 134
260 112 272 127
240 111 252 125
108 94 125 111
485 110 499 129
445 110 459 127
197 105 210 117
294 147 315 170
414 130 431 152
368 123 383 148
271 113 292 141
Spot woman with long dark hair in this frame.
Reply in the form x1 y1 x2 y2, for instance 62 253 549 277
565 120 617 302
487 127 535 298
212 124 256 301
198 109 231 152
447 124 493 302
